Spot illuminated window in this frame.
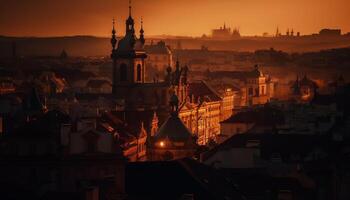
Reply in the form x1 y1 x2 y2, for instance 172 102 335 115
262 86 265 95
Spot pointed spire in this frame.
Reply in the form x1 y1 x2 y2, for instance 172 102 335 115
129 0 132 17
139 17 145 45
111 18 117 50
276 26 280 37
125 0 135 34
141 17 144 30
112 18 116 33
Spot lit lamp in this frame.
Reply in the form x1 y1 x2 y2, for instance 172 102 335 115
159 141 165 147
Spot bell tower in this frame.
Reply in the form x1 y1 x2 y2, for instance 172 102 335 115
111 0 147 94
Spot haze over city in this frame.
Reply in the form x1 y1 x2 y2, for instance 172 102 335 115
1 0 350 37
1 0 350 199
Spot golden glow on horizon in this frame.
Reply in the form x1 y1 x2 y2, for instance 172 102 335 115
0 0 349 37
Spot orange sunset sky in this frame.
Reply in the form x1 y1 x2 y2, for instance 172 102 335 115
0 0 349 37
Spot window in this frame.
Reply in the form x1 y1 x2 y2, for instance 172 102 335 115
248 88 253 95
120 63 127 81
136 64 142 82
262 86 265 95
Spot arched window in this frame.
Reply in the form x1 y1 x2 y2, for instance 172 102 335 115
136 64 142 82
120 63 127 81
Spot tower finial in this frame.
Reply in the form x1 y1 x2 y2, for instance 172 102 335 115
139 17 145 45
111 18 117 50
141 16 143 29
129 0 132 16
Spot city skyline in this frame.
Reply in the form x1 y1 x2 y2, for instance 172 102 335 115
0 0 349 37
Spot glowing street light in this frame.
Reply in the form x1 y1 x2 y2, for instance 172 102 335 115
159 141 165 147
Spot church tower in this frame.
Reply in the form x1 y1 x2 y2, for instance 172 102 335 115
111 0 147 94
109 1 173 109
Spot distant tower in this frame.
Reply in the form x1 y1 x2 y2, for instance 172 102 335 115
291 29 294 37
286 29 290 36
297 32 300 37
275 27 280 37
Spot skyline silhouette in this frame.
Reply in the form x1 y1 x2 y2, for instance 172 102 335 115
0 0 349 37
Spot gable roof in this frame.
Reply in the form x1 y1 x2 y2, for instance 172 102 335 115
155 114 193 142
188 81 222 102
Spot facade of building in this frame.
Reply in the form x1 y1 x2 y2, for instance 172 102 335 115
98 111 147 161
207 65 275 107
219 105 285 143
179 81 223 145
144 40 173 80
290 75 318 102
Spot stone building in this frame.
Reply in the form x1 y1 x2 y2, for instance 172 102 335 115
98 111 147 161
144 40 173 80
207 65 275 107
219 105 285 143
179 81 223 145
290 75 318 102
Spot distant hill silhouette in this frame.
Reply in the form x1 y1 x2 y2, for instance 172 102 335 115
0 36 110 57
1 35 350 57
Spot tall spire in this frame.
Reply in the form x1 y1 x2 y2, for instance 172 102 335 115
129 0 132 17
111 18 117 50
139 17 145 45
141 17 143 30
126 0 135 34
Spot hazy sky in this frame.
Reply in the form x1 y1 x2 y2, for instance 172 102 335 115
0 0 349 37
